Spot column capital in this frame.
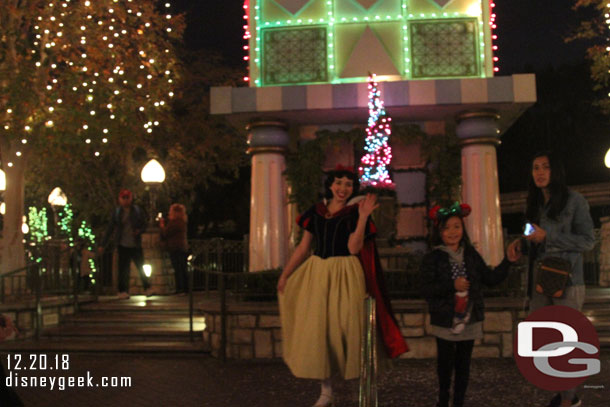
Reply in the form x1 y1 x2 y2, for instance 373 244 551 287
246 119 289 155
455 109 501 144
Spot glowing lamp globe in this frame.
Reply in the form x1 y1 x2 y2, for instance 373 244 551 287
141 159 165 184
0 169 5 192
605 147 610 169
48 187 68 207
22 215 29 234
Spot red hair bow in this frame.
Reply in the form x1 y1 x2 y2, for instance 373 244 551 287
335 164 354 172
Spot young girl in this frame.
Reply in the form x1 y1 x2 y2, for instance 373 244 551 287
421 202 521 407
278 166 407 407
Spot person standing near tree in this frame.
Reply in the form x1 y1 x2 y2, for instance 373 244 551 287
159 203 189 295
99 189 153 298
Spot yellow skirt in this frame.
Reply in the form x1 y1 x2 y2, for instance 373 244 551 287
279 255 366 380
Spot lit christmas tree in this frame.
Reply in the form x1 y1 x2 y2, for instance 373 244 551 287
358 74 395 191
0 1 184 271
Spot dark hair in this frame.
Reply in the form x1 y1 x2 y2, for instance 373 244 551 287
323 169 360 201
430 215 472 249
525 150 568 222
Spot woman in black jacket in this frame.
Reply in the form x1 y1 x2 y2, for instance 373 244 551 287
421 202 521 407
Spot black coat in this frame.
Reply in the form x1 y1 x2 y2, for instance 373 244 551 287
420 245 513 328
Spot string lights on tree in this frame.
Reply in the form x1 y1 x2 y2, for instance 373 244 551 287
27 207 49 246
58 203 74 247
358 74 395 191
78 220 98 281
1 1 183 160
0 1 184 273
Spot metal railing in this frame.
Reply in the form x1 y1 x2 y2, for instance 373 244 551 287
359 296 378 407
0 241 95 338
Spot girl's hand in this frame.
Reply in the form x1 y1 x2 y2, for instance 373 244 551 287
454 277 470 292
524 223 546 244
506 239 522 262
277 274 288 294
358 193 379 218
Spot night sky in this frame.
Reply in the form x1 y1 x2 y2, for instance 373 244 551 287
172 0 593 74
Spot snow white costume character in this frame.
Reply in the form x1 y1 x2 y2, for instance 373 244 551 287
277 166 408 407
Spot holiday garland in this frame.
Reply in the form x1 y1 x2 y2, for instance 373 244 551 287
284 124 461 215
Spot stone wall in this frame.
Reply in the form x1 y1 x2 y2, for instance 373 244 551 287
0 295 95 339
201 298 524 360
202 304 281 359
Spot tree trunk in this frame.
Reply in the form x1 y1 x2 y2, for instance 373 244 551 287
1 147 27 274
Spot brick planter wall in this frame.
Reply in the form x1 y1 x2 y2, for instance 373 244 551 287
201 298 525 360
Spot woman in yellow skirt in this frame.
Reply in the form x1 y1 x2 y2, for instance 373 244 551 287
277 167 407 407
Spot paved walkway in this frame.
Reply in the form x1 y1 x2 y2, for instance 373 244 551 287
2 351 608 407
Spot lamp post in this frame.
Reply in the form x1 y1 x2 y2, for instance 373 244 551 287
140 158 165 228
48 187 67 238
600 148 610 286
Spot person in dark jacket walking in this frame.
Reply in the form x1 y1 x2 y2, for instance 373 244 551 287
421 202 521 407
99 189 152 298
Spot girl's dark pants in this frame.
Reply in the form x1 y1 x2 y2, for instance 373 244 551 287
435 337 475 407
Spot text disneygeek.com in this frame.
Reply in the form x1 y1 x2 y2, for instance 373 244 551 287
5 353 132 391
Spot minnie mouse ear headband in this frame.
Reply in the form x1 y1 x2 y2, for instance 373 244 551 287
428 202 471 226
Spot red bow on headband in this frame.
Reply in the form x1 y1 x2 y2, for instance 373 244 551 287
428 202 472 225
334 164 354 172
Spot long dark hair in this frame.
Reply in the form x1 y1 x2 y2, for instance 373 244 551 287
323 169 360 201
430 215 473 249
525 150 569 222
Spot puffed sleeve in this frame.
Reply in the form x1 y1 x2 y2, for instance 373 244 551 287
296 205 316 233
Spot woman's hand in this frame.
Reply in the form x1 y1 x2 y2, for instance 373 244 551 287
358 193 379 218
525 223 546 244
277 273 289 294
454 277 470 292
506 239 522 262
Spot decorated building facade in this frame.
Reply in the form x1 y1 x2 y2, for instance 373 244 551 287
211 0 537 271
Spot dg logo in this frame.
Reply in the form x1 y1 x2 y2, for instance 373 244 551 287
514 305 600 391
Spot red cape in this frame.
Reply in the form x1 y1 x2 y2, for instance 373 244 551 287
313 203 409 358
358 239 409 358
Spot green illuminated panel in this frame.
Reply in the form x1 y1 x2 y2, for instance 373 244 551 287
408 0 479 15
262 27 329 85
261 0 327 23
409 19 479 78
335 0 403 20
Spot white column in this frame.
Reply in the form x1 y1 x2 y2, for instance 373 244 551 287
247 121 290 272
456 111 504 266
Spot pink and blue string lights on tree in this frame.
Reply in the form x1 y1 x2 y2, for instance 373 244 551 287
358 74 395 192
